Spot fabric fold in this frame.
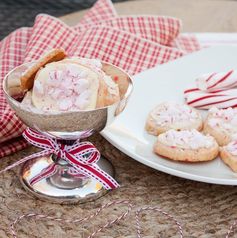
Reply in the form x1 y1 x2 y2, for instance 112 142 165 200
0 0 200 157
75 15 182 46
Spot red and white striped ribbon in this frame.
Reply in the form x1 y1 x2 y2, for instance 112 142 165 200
0 127 119 190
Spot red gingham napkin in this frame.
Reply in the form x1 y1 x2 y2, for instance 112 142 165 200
0 0 201 158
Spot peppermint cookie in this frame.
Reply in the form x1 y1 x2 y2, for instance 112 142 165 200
20 49 67 91
154 129 219 162
19 54 120 112
31 58 120 111
220 141 237 172
145 102 203 136
203 107 237 146
61 58 120 108
31 61 100 111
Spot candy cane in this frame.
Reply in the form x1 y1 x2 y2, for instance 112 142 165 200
184 88 237 96
184 88 237 109
196 70 237 92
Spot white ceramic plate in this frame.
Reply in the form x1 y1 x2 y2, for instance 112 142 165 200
102 46 237 185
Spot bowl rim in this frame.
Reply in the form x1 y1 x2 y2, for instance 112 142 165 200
3 60 134 115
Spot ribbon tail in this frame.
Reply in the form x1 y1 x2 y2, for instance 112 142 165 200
29 163 58 186
89 164 120 190
0 150 52 175
67 160 119 190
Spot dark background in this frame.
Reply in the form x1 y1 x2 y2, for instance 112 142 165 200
0 0 129 40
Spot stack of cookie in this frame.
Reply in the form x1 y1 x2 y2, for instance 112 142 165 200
145 102 237 172
8 49 121 112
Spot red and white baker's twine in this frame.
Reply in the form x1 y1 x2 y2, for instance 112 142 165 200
135 206 183 238
10 200 132 238
9 200 237 238
226 220 237 238
9 200 183 238
0 127 119 190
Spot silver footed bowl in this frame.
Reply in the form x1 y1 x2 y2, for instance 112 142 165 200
3 61 133 139
2 60 133 204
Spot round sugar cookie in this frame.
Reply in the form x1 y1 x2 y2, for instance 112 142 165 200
220 141 237 172
203 107 237 146
20 48 67 91
32 61 100 111
60 58 120 108
154 129 219 162
145 102 203 136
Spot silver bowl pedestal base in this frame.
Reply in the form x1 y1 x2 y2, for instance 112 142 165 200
20 155 115 204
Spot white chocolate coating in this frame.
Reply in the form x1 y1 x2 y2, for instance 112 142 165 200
32 61 99 111
22 57 120 112
207 107 237 138
225 141 237 156
62 58 119 97
150 102 200 127
157 129 215 150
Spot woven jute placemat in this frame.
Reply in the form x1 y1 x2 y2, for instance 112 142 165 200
0 133 236 237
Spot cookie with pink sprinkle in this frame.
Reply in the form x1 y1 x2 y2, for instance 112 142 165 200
20 49 67 91
154 129 219 162
145 102 203 136
220 140 237 172
204 107 237 146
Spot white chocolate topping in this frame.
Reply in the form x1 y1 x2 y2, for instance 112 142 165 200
61 58 119 96
158 129 215 150
208 107 237 137
150 102 200 126
31 61 100 112
225 141 237 156
20 57 120 113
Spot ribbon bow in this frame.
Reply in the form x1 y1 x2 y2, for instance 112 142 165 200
2 128 119 190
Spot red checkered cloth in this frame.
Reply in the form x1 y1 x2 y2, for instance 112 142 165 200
0 0 201 158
